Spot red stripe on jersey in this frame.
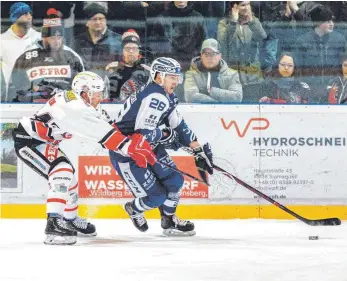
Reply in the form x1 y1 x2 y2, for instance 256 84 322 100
49 168 73 177
64 206 78 212
69 183 78 191
47 198 66 204
102 131 127 150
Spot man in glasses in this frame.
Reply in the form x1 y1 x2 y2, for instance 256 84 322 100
184 38 243 103
73 3 121 76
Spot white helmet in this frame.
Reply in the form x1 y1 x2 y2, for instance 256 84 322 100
150 57 183 85
72 71 106 101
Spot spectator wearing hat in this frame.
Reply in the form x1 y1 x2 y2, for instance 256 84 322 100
73 3 122 76
295 5 347 103
7 9 84 102
0 2 41 99
106 29 151 102
184 38 242 103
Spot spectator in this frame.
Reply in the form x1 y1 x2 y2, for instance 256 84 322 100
184 38 242 103
327 54 347 104
218 1 267 86
106 29 151 102
117 2 165 40
318 2 347 39
73 3 122 77
0 2 41 96
259 52 310 104
283 1 321 22
32 2 75 46
295 5 347 103
151 1 206 71
7 9 84 102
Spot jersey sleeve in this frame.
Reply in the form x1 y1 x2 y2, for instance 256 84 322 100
166 107 197 146
52 94 127 150
133 92 169 143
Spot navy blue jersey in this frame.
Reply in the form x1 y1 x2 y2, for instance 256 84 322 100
114 82 197 146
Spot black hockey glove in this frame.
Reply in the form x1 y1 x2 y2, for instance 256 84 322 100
158 127 181 151
193 143 213 175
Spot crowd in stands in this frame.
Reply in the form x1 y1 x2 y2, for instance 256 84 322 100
1 1 347 104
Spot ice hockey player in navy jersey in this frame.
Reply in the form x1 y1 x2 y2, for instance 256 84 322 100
109 57 214 236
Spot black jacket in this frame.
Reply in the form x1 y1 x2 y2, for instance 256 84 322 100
295 30 346 84
107 58 150 101
74 29 122 75
151 2 206 60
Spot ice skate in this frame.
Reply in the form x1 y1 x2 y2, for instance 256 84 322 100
161 213 196 236
124 202 148 232
65 217 97 237
44 216 77 245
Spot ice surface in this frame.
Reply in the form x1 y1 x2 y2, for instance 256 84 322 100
0 219 346 281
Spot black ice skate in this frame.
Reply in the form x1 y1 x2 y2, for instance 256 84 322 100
124 202 148 232
161 213 196 236
65 217 97 237
44 216 77 245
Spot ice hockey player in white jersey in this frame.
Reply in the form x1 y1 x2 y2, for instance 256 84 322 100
12 71 157 245
109 57 214 236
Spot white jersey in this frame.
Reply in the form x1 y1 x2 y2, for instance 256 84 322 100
19 90 126 150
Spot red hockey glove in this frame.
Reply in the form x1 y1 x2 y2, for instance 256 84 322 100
121 134 157 168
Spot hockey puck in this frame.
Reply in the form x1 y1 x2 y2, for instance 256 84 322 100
309 236 319 240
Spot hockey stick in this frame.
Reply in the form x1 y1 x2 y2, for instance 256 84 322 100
157 160 209 186
175 146 341 226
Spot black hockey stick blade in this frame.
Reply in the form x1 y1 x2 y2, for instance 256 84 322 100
304 218 341 226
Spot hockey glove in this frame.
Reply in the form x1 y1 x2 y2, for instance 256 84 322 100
158 127 180 151
193 143 214 175
120 133 157 168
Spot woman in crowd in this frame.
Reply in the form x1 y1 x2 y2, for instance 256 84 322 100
258 51 311 103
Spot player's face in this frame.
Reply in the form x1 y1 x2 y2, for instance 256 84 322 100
82 91 103 108
44 36 63 52
90 91 103 108
123 43 139 65
87 13 106 32
343 60 347 77
278 55 295 78
163 74 180 94
201 48 221 69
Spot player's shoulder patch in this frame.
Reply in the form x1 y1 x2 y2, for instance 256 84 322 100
64 90 77 102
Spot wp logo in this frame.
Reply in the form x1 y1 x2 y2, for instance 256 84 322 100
221 118 270 138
